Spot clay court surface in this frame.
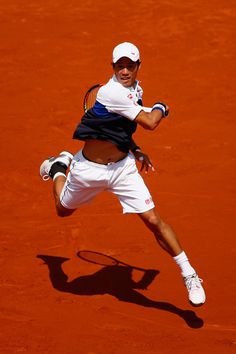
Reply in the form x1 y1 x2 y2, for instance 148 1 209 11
1 0 236 353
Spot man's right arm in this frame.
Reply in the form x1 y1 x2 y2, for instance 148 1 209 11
98 82 169 130
135 104 169 130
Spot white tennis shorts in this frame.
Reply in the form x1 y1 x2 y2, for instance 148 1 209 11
60 150 155 214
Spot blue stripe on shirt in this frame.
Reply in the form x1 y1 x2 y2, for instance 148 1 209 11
93 100 118 118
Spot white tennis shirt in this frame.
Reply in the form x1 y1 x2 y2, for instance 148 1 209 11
95 75 151 120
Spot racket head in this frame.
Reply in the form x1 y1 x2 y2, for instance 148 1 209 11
83 83 102 113
77 250 119 266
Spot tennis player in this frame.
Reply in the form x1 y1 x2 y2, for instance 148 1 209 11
40 42 206 306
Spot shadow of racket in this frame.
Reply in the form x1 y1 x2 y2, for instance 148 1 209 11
77 250 148 272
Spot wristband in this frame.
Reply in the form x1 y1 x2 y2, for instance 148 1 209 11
152 102 169 117
131 145 141 153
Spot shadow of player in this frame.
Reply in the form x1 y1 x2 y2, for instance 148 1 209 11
37 254 204 329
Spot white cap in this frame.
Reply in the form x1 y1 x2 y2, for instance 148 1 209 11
112 42 140 63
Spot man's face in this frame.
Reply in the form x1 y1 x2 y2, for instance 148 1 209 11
113 57 140 87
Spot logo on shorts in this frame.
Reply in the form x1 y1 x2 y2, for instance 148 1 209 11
145 197 153 205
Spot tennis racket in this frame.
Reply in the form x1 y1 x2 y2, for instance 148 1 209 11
77 250 147 271
83 83 103 113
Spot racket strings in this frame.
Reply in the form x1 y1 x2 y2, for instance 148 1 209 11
84 84 101 112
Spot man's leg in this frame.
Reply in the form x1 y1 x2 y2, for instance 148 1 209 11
52 175 75 217
40 151 75 217
138 208 206 306
138 208 182 257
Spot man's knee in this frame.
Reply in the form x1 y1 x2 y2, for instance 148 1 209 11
139 209 166 232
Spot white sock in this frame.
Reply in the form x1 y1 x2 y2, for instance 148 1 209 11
173 251 196 278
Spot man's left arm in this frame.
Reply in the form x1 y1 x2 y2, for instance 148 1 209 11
130 138 155 173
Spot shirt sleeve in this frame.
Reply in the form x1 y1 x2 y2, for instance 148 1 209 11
141 106 152 113
97 83 145 121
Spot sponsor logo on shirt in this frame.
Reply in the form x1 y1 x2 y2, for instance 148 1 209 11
127 93 133 100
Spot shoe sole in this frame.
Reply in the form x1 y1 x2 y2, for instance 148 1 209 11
189 300 206 307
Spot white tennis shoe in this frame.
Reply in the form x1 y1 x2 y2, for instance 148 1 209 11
184 273 206 306
40 151 73 181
